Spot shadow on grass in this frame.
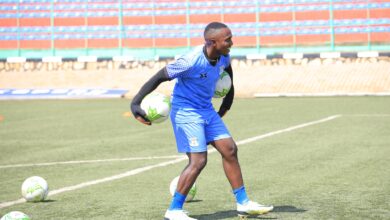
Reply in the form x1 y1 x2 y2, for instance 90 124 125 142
193 205 306 220
42 199 56 203
272 205 306 213
187 199 203 203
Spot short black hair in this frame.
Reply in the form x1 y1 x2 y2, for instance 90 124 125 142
204 22 228 38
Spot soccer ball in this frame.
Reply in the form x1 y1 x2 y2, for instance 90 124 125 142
214 71 232 98
141 92 171 123
0 211 30 220
21 176 49 202
169 176 197 202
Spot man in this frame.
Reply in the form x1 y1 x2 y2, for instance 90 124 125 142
131 22 273 220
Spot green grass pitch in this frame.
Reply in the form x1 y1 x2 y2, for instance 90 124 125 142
0 97 389 219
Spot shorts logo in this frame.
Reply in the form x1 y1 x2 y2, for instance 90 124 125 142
189 137 199 147
200 73 207 79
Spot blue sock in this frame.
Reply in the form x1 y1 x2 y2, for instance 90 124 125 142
169 191 187 210
233 186 249 205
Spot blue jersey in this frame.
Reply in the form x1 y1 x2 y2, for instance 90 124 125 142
166 46 231 110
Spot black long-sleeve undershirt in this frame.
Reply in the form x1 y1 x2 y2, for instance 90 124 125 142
130 68 170 120
130 65 235 119
218 65 234 116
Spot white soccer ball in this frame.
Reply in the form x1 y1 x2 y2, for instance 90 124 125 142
141 92 171 123
214 71 232 98
169 176 197 202
0 211 30 220
21 176 49 202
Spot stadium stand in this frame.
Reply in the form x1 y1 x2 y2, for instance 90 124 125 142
0 0 389 59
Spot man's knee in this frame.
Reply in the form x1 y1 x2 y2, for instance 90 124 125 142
189 156 207 172
226 143 238 159
213 138 239 160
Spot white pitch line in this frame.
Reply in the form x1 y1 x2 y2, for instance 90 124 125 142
0 115 340 209
48 157 187 196
237 115 341 146
343 114 390 117
0 157 187 209
208 114 341 153
0 155 184 169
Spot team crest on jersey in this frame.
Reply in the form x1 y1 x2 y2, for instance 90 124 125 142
189 137 199 147
200 73 207 78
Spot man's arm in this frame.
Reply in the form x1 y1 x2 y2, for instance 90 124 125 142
218 65 234 117
130 67 170 125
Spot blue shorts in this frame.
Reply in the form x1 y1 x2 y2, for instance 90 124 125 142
170 108 231 153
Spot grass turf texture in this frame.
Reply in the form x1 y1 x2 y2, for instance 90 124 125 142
0 97 389 219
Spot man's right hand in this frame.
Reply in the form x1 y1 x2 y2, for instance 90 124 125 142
135 115 152 125
131 104 152 126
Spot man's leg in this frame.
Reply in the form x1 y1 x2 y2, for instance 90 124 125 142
211 138 249 204
211 138 273 216
176 152 207 195
165 152 207 220
210 138 243 189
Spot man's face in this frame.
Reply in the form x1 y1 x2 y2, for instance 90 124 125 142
214 27 233 56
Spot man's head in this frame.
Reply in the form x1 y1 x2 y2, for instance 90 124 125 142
204 22 233 56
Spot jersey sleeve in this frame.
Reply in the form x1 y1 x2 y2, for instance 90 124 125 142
165 57 193 79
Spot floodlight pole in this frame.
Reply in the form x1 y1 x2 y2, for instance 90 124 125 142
17 0 21 57
152 0 156 57
329 0 335 51
84 0 89 55
256 0 261 53
50 0 54 56
118 0 124 56
220 1 224 23
292 0 297 52
186 0 190 49
366 0 371 51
